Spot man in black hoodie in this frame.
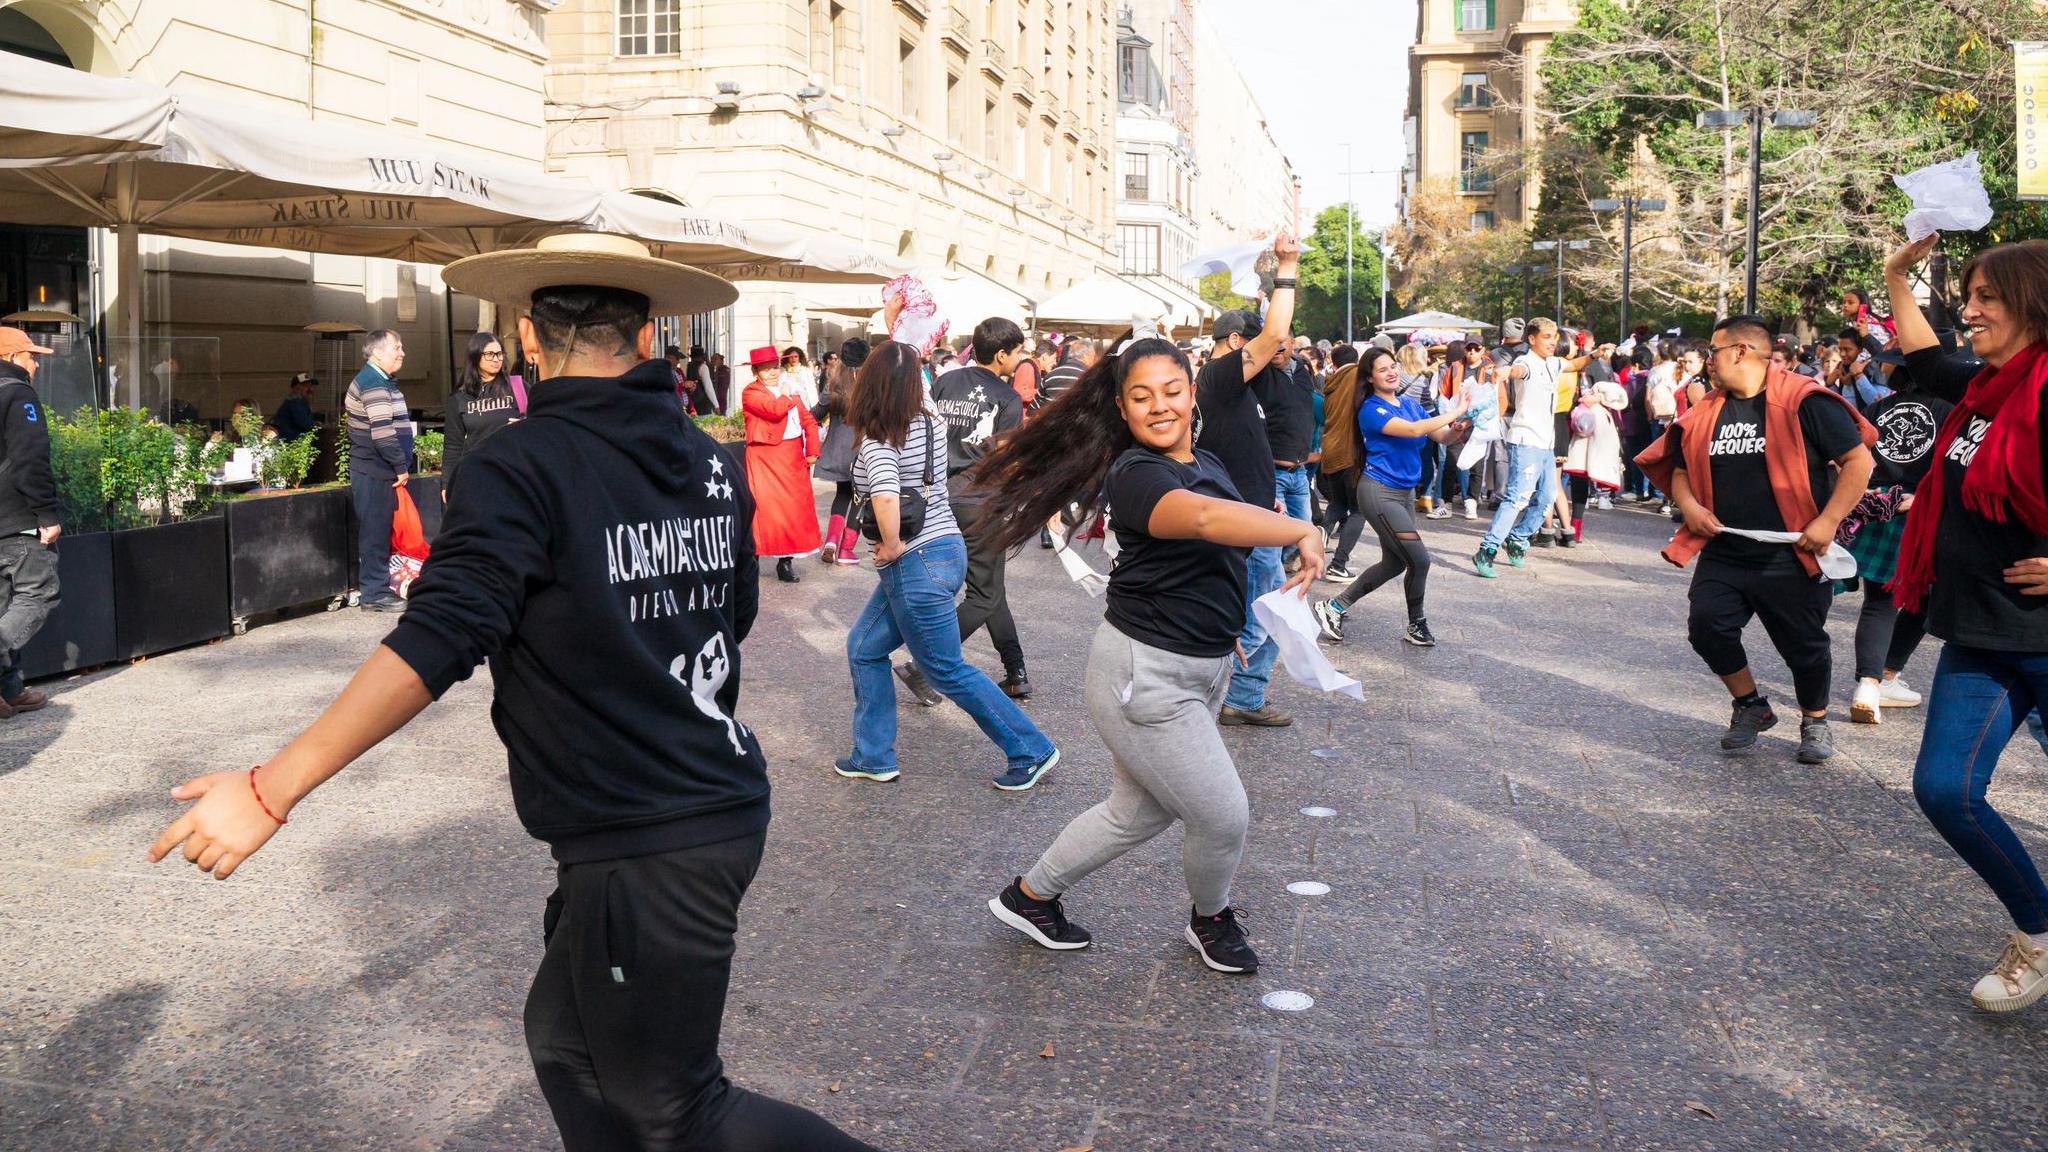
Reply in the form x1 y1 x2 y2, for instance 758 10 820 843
146 236 880 1152
0 327 60 718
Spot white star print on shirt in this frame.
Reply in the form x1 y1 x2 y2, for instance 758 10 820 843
708 455 724 475
705 477 721 498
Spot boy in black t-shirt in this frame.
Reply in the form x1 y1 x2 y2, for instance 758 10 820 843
1639 316 1874 764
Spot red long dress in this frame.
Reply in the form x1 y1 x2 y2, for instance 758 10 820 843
741 380 824 558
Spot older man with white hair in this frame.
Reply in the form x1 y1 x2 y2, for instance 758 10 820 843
346 329 413 612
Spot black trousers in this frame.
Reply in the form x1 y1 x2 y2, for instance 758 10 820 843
1687 558 1835 712
951 501 1024 673
1321 467 1367 569
525 833 879 1152
352 470 398 601
1854 580 1928 682
0 535 59 684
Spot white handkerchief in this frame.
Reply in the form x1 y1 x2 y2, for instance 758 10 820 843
1252 590 1366 701
1894 151 1994 242
1180 239 1271 299
1714 528 1858 581
1064 541 1114 594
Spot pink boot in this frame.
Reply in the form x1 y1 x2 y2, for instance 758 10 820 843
837 523 863 565
822 514 845 564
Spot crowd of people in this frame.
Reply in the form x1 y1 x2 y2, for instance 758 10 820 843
118 222 2048 1151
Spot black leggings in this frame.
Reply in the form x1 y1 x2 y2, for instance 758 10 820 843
1687 558 1834 713
1854 580 1928 682
526 833 881 1152
1335 475 1431 622
829 481 855 521
1321 468 1367 569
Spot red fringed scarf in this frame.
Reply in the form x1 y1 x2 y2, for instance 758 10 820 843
1892 342 2048 613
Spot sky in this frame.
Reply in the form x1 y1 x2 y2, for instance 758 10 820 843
1203 0 1416 231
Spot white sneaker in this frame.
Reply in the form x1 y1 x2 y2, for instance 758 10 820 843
1851 679 1882 725
1879 677 1923 708
1972 932 2048 1013
1323 565 1356 584
1597 495 1613 510
1311 599 1345 643
1426 504 1453 520
1463 498 1478 521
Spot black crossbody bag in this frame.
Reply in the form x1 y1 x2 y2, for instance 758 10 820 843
852 414 942 544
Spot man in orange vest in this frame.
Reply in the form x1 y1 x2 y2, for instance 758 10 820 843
1636 315 1876 765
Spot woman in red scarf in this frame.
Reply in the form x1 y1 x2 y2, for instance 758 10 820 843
1886 235 2048 1013
741 345 822 583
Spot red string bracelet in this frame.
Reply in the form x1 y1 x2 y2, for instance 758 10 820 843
249 765 286 826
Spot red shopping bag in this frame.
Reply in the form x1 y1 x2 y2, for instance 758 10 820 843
388 486 431 598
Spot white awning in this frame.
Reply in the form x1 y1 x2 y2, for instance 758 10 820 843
792 267 1032 332
1035 275 1190 336
0 64 170 165
1377 309 1497 333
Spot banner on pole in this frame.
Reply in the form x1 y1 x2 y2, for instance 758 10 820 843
2018 43 2048 200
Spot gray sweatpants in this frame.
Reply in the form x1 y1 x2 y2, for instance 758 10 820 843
1024 623 1249 916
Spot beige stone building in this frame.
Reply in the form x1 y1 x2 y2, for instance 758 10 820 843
542 0 1120 356
1404 0 1575 230
0 0 554 421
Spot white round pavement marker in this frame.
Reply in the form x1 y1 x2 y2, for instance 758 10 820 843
1261 990 1315 1012
1311 748 1342 759
1299 806 1337 818
1286 881 1331 897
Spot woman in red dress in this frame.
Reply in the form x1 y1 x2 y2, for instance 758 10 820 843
741 345 822 582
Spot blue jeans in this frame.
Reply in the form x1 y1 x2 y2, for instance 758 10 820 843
1419 441 1444 503
1913 645 2048 934
845 534 1054 773
1481 443 1557 552
1275 465 1311 565
352 470 398 601
1226 540 1285 711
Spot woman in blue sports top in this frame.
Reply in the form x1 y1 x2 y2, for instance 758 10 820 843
1313 345 1471 648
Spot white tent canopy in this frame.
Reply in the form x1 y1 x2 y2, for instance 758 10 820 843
1036 275 1189 336
1376 309 1497 334
0 52 899 359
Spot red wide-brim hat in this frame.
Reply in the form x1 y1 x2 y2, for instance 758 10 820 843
748 345 780 370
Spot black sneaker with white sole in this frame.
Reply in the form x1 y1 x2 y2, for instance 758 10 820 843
989 878 1092 950
894 661 942 707
1403 618 1436 647
1312 600 1346 642
1186 906 1258 973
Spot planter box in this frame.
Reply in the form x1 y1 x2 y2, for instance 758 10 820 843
226 487 352 626
406 474 445 542
113 516 230 661
17 531 115 680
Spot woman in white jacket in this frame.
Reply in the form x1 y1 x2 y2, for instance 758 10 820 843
1562 368 1629 542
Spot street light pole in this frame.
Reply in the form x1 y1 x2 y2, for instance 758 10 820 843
1591 196 1665 342
1530 239 1591 323
1698 107 1815 316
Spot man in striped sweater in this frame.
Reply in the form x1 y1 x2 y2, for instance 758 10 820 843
347 330 414 612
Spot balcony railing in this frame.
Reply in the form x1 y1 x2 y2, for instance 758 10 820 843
976 38 1009 80
1455 91 1493 109
941 8 972 51
1124 176 1150 201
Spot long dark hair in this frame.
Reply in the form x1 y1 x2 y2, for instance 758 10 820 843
458 330 508 397
970 332 1191 555
1358 346 1399 396
845 340 926 447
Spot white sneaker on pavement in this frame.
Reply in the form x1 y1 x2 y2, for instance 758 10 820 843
1463 498 1478 521
1972 932 2048 1013
1426 504 1453 520
1597 495 1613 510
1879 677 1923 708
1851 679 1882 725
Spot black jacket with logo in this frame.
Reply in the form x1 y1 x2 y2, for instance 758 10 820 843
384 359 767 863
0 361 57 534
930 365 1021 505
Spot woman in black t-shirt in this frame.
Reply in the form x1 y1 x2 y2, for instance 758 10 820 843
1886 234 2048 1013
443 331 523 499
966 334 1324 976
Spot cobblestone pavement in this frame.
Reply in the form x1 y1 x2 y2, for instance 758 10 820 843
4 494 2048 1151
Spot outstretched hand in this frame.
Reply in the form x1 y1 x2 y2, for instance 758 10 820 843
1885 233 1939 280
146 768 286 880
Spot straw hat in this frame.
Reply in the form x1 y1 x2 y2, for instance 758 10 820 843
442 232 738 316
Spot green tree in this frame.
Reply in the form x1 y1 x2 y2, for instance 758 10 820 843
1296 204 1386 341
1197 270 1255 315
1531 0 2048 325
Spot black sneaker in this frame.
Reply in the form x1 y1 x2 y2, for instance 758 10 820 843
1797 716 1836 764
989 878 1092 950
1720 698 1779 753
1186 906 1258 974
1312 600 1345 643
1000 670 1033 700
894 661 942 707
1403 619 1436 647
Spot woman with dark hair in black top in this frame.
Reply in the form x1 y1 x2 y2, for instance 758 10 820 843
969 332 1324 975
442 330 522 497
1886 232 2048 1013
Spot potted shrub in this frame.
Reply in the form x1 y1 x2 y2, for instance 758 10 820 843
97 411 234 661
17 410 115 679
222 417 346 632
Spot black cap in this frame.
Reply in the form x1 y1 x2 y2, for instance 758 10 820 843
1214 309 1263 342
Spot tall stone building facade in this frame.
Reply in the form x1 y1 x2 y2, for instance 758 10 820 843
1404 0 1575 230
543 0 1120 354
